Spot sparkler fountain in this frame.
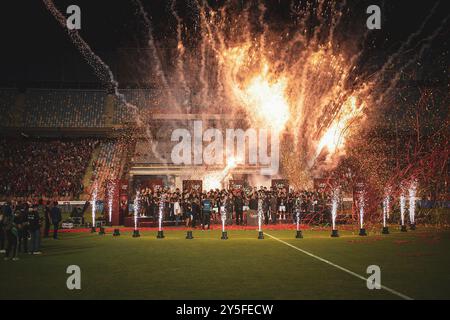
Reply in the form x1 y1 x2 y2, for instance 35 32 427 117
257 198 264 239
91 184 98 233
132 191 140 237
330 188 339 237
400 194 408 232
382 195 390 234
221 203 228 240
358 193 367 236
294 196 303 238
409 181 417 230
107 180 115 226
157 195 165 239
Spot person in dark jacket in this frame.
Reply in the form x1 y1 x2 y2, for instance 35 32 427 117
4 208 19 261
191 198 200 228
17 204 29 254
234 194 244 225
201 194 212 230
43 200 51 238
0 203 8 253
50 201 62 239
28 205 42 254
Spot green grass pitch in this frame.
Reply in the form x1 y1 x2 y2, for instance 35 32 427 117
1 228 450 299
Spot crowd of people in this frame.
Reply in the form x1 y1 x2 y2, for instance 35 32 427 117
0 200 62 261
0 139 98 200
135 186 332 229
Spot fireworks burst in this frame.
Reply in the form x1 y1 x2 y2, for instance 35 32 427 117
43 0 447 190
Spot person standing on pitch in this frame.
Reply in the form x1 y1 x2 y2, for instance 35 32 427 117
50 201 62 239
234 192 244 225
4 208 19 261
201 193 212 230
191 197 199 228
17 203 29 254
28 204 42 254
43 200 51 238
174 196 181 227
270 194 278 224
184 196 193 227
0 203 7 254
263 192 270 225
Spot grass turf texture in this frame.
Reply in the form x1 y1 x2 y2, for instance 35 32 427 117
1 228 450 299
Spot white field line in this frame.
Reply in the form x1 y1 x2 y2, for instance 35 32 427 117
264 232 413 300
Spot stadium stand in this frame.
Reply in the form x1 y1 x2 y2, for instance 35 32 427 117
0 88 18 126
24 89 106 127
113 89 170 124
89 139 127 197
0 138 98 200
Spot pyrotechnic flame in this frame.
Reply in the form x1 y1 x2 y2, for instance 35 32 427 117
222 47 290 133
219 37 369 173
315 96 365 160
203 156 240 190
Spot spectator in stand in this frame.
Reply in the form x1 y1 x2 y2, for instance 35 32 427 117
50 201 62 239
0 138 97 199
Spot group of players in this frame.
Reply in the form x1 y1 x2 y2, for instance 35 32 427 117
135 185 330 229
0 200 62 261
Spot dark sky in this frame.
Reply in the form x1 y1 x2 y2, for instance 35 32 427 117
0 0 447 87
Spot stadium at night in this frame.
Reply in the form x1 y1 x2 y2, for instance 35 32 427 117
0 0 449 303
